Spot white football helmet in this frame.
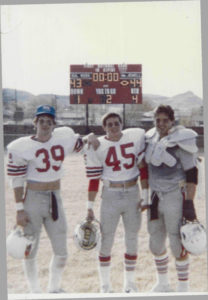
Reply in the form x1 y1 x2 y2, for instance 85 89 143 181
180 220 207 255
7 226 36 259
73 219 101 251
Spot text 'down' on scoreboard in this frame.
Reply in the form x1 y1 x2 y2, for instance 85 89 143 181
70 64 142 104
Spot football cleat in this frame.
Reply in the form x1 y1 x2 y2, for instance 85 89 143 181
48 288 66 293
100 284 113 293
7 226 36 259
176 282 189 293
73 219 101 251
30 288 42 294
180 219 207 255
124 281 139 293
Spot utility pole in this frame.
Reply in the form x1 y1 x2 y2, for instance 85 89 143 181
123 103 125 128
85 104 89 134
15 89 17 107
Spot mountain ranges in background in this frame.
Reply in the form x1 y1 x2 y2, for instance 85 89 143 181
3 88 202 111
2 88 203 127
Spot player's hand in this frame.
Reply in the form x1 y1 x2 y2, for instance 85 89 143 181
138 199 150 212
16 210 29 227
86 208 95 222
86 133 100 150
183 199 197 221
138 189 150 212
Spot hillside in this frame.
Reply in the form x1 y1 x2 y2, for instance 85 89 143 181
3 88 203 118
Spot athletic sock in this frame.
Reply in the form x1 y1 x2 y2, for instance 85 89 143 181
154 253 169 285
124 253 137 287
175 258 189 292
48 255 67 292
98 256 111 289
22 257 41 293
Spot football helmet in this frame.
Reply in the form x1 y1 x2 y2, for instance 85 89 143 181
180 220 207 255
7 226 36 259
73 219 101 251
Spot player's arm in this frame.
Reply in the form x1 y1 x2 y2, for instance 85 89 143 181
73 133 100 152
7 150 29 227
136 131 149 211
138 159 149 211
82 133 100 150
178 145 199 222
87 179 100 221
14 186 29 227
84 145 102 221
183 166 198 222
59 127 99 153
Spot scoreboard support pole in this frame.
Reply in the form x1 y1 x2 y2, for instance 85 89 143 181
123 104 126 128
85 103 89 134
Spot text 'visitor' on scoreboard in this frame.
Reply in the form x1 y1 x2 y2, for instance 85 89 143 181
69 64 142 104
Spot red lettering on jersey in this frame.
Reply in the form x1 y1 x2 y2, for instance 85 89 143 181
51 145 64 171
36 148 50 172
105 146 121 171
35 145 64 173
120 143 135 169
105 143 135 172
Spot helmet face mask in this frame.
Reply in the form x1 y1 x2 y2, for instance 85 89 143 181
7 226 36 259
73 220 101 251
180 221 207 256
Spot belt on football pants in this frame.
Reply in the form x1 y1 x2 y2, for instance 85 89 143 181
51 192 59 221
106 179 137 189
26 180 60 191
150 192 159 220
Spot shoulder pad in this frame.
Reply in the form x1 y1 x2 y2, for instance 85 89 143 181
123 128 145 140
169 126 198 142
53 126 75 137
123 128 145 135
167 126 198 153
7 136 32 152
145 127 157 139
98 135 106 142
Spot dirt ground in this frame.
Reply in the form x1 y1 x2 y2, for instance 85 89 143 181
5 152 208 294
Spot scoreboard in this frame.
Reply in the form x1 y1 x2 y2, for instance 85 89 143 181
69 64 142 104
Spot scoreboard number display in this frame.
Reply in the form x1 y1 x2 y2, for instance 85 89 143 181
70 64 142 104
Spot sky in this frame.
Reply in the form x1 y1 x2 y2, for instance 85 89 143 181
0 0 203 98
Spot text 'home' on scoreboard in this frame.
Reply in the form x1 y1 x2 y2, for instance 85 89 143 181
69 64 142 104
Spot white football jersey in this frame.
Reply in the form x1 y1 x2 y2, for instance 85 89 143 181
7 127 81 186
84 128 145 182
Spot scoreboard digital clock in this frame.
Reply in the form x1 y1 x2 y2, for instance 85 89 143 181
69 64 142 104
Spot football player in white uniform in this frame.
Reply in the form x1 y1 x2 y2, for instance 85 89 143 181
145 105 199 292
6 105 98 293
84 112 149 293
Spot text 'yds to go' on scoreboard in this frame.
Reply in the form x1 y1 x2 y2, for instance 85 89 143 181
69 64 142 104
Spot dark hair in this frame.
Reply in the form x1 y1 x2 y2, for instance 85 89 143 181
102 112 122 127
154 105 175 121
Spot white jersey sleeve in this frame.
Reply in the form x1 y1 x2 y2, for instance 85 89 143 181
83 145 103 179
53 127 82 153
7 137 29 188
